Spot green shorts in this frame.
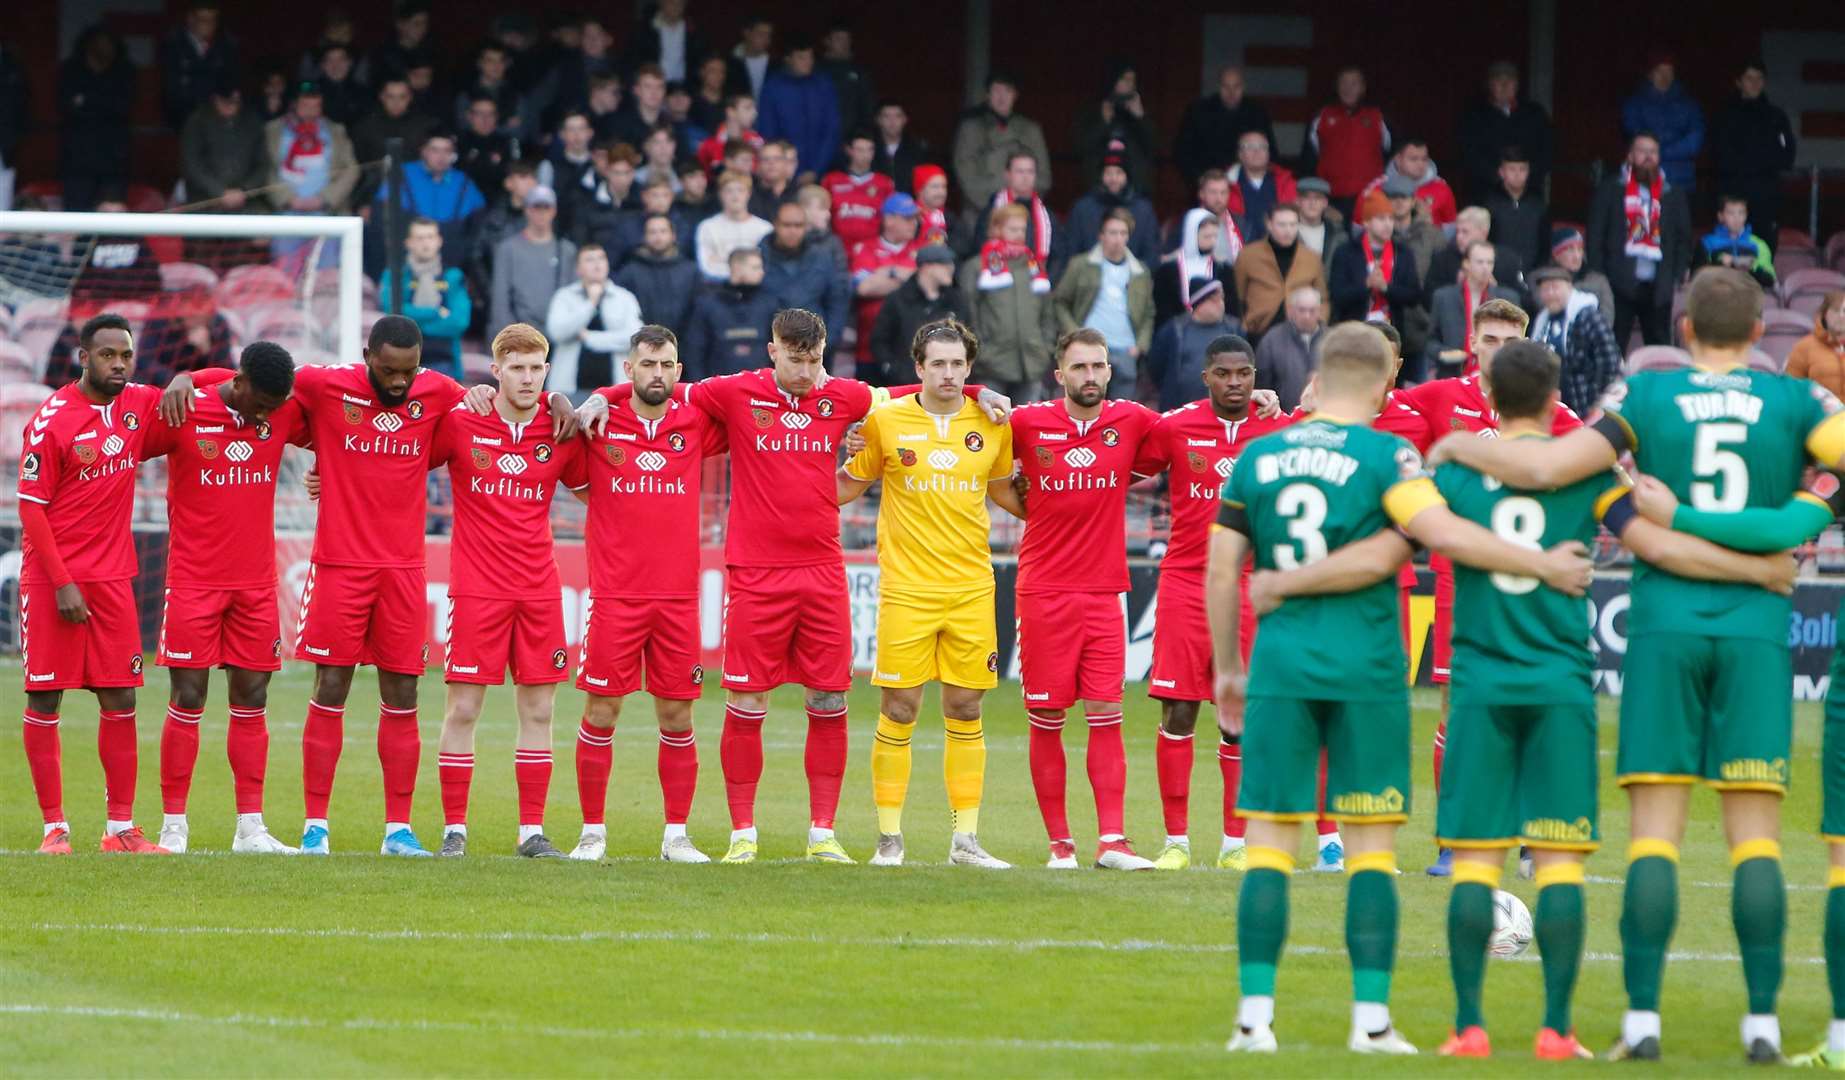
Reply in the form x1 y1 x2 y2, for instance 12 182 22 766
1435 702 1600 851
1616 633 1791 793
1238 695 1410 824
1821 651 1845 838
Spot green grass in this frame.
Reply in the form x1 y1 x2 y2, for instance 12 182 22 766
0 662 1835 1076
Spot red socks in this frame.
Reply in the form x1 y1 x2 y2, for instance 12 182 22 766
23 709 64 824
301 700 345 819
720 703 765 830
658 728 697 825
1316 751 1338 836
1155 728 1192 837
1027 711 1070 842
1085 709 1126 838
515 748 551 826
1432 721 1447 797
438 751 473 827
97 709 137 821
576 718 614 826
226 706 268 815
804 703 848 829
160 704 203 814
1219 736 1245 839
376 703 419 823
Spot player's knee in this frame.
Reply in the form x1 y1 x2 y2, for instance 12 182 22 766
584 695 622 730
313 665 355 706
1161 702 1199 737
805 690 846 713
96 688 136 713
941 697 983 723
880 694 919 725
727 691 768 713
169 681 208 713
26 691 62 716
655 699 692 733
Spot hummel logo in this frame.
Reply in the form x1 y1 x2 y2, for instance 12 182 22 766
497 453 527 475
1038 432 1068 441
225 442 254 463
450 664 479 674
74 430 97 441
471 435 503 445
722 671 750 682
898 433 927 441
1151 678 1176 688
636 450 667 472
875 671 901 681
1064 447 1096 468
610 432 637 441
304 644 331 657
780 412 813 430
583 674 608 687
102 435 124 456
27 671 56 682
372 413 404 433
1214 457 1233 478
166 650 194 661
341 393 373 406
749 398 781 408
927 449 958 470
1186 438 1216 447
1025 691 1049 701
196 425 226 434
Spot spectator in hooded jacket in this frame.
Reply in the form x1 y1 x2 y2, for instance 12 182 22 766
1174 65 1275 189
546 242 644 394
868 244 968 386
376 130 488 261
1587 132 1692 345
1165 169 1243 270
1455 61 1552 201
952 72 1052 210
758 37 840 186
458 95 518 199
1072 60 1158 192
59 26 136 211
1549 226 1615 323
615 213 700 338
1053 209 1154 395
1065 158 1160 268
469 161 538 297
161 2 238 131
181 79 267 210
760 201 850 357
1301 66 1390 215
873 101 931 194
685 247 779 380
1154 208 1237 328
1713 59 1797 252
1621 56 1705 191
1698 194 1777 288
1224 130 1297 242
1529 265 1623 417
1483 146 1549 274
1358 136 1457 230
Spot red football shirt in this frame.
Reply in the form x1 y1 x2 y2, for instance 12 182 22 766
142 390 310 589
431 400 588 599
582 398 726 598
848 237 918 355
1011 398 1162 594
292 363 465 567
17 382 161 585
823 170 895 250
1394 372 1581 451
1134 403 1294 573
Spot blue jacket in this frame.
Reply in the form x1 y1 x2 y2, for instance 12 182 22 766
684 282 780 380
1621 81 1705 189
614 247 701 339
1064 186 1160 268
1146 312 1245 412
759 236 850 355
379 265 471 376
758 68 840 179
380 161 488 223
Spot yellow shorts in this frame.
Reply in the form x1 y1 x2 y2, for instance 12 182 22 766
872 586 998 690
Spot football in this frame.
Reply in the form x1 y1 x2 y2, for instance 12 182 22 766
1490 890 1535 958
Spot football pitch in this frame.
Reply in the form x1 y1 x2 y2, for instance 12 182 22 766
0 662 1835 1076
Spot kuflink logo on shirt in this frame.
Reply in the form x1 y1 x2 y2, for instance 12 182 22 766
927 449 958 470
1064 447 1096 468
636 451 667 472
101 434 124 456
372 413 404 433
780 412 813 430
496 453 527 475
225 442 254 463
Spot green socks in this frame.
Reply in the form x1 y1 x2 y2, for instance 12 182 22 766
1829 869 1845 1020
1447 880 1493 1030
1534 864 1587 1034
1347 851 1400 1005
1620 842 1679 1012
1731 842 1785 1017
1238 848 1295 997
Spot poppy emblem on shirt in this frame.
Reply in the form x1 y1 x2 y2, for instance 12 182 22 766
552 649 567 670
408 400 424 420
343 403 363 424
1035 446 1053 467
691 664 705 685
964 432 984 452
197 439 220 460
1101 427 1119 447
534 443 552 462
75 444 98 464
898 448 917 466
21 452 40 481
752 408 774 429
817 398 834 417
256 421 272 441
606 445 626 465
1187 451 1207 473
122 412 139 430
471 448 491 470
668 431 686 453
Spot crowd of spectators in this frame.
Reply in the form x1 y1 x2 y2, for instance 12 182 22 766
1 2 1839 407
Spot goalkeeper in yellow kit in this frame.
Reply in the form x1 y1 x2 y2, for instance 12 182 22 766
836 319 1024 868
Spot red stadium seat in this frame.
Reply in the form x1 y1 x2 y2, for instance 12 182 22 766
1624 345 1691 375
160 261 221 292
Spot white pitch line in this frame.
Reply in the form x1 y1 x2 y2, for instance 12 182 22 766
16 921 1823 966
0 1003 1197 1056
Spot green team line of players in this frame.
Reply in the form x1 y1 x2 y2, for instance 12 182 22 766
1205 267 1845 1064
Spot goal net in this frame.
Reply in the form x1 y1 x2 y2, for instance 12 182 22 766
0 210 366 655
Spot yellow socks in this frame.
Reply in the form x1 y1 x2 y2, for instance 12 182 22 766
944 715 986 834
871 714 913 835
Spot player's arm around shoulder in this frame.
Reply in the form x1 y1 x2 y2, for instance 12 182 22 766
1392 443 1594 596
1801 378 1845 472
837 407 883 505
1609 472 1804 594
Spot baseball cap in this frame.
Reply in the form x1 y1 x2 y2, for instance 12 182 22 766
526 185 558 207
292 78 324 99
1296 176 1331 196
1382 176 1417 199
881 192 919 217
915 244 955 267
1530 265 1572 286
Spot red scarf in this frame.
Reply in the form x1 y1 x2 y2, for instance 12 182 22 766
977 239 1050 294
992 188 1053 263
1363 238 1395 321
282 117 324 173
1622 165 1664 261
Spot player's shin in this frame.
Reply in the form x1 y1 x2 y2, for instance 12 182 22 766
301 700 346 825
376 701 421 832
804 699 849 833
1219 735 1245 842
1237 835 1297 1029
1155 713 1194 843
658 727 697 827
1447 855 1501 1033
720 701 767 835
1027 710 1071 843
576 713 615 832
1619 838 1680 1044
513 686 556 844
159 703 204 818
871 710 915 836
226 706 269 815
1730 836 1786 1045
1085 707 1126 839
1346 845 1401 1033
22 709 66 831
1534 858 1587 1037
97 708 139 830
943 713 985 837
1828 859 1845 1052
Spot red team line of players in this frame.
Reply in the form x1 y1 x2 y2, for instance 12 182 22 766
14 298 1544 866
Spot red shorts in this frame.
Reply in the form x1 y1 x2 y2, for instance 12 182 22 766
1017 590 1123 710
1431 555 1454 684
21 579 144 692
1149 568 1251 703
577 594 704 700
444 593 569 685
721 564 852 693
159 586 282 671
295 562 429 675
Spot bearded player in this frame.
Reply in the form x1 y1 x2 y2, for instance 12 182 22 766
140 341 306 855
569 325 728 864
431 323 588 859
18 314 170 853
586 308 1006 863
837 318 1019 868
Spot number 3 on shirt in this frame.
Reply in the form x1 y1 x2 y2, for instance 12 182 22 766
1273 483 1329 569
1489 496 1545 594
1691 422 1748 512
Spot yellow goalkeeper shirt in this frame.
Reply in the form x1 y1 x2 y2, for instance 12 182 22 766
845 395 1013 594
